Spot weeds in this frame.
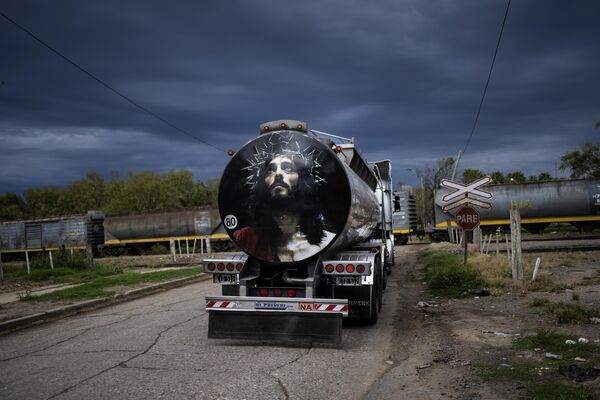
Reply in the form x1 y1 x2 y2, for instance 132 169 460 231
528 299 599 324
27 250 89 270
25 266 203 301
544 302 599 324
513 329 600 358
417 249 486 297
529 297 550 307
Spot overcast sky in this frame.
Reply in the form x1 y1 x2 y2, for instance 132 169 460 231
1 0 599 194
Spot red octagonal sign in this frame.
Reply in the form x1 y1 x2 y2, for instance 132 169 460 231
455 206 480 231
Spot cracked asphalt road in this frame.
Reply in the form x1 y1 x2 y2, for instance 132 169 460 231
0 246 429 400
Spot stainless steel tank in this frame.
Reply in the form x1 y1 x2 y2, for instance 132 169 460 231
218 126 380 265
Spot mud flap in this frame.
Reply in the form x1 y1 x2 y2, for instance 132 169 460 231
333 286 373 318
208 311 342 344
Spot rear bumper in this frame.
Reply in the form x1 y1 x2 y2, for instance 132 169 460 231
205 296 348 316
205 296 349 344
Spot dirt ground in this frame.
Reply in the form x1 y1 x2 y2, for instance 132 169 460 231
391 244 600 399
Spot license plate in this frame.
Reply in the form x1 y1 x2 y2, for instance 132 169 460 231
335 276 361 286
214 274 237 284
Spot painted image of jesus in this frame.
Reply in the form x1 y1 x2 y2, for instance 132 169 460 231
233 153 335 262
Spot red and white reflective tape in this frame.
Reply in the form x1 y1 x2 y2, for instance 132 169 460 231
315 304 348 313
206 300 236 309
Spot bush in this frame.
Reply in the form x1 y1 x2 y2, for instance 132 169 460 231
417 249 487 297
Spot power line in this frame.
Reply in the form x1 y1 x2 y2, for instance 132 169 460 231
462 0 511 156
0 10 226 153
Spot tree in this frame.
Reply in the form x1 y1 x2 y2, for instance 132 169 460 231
0 192 26 221
23 187 65 217
59 171 106 214
416 157 455 229
559 142 600 179
506 171 526 184
489 171 505 184
538 172 553 181
462 168 485 184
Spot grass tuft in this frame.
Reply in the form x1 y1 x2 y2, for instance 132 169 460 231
417 249 487 297
544 302 599 324
529 297 550 307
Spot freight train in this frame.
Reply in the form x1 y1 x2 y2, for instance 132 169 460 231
0 207 231 259
202 120 395 344
431 178 600 241
392 186 418 244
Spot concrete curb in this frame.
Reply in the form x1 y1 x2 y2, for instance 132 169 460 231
0 273 213 335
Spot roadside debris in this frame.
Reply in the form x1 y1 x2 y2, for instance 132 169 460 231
565 339 577 345
578 337 589 344
590 317 600 324
482 330 511 337
574 357 586 362
416 363 433 370
559 364 600 382
417 301 438 308
545 352 562 360
468 288 490 296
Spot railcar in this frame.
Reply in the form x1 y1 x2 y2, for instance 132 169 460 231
0 208 232 259
431 179 600 241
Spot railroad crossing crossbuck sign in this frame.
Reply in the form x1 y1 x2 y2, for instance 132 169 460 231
440 176 493 213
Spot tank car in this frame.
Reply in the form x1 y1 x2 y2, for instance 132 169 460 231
434 179 600 235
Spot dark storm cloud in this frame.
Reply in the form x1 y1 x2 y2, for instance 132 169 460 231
1 0 598 193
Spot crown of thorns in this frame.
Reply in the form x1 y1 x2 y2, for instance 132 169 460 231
241 132 326 190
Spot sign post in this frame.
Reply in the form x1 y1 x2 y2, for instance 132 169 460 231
455 206 481 265
441 177 493 265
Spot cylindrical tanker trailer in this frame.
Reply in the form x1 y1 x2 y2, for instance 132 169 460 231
203 120 395 343
433 179 600 238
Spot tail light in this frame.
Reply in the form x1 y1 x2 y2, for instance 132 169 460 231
226 263 234 272
325 264 334 273
217 263 225 271
236 263 243 272
259 288 269 297
335 264 344 273
207 263 216 271
346 264 355 273
356 264 365 273
287 289 297 297
273 288 282 297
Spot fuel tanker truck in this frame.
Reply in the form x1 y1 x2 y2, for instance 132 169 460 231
202 120 394 343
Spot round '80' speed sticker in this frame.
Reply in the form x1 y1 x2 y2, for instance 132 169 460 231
223 214 238 229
